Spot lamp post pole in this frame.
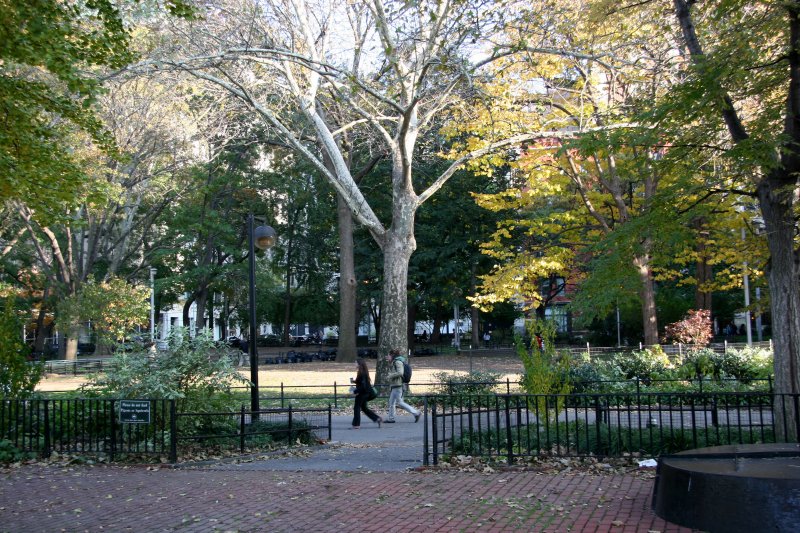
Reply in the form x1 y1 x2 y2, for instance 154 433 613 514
247 215 277 415
150 267 157 343
248 214 260 414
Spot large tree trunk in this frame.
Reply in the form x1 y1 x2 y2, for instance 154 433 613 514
692 218 713 311
63 324 79 361
633 253 659 346
182 294 195 333
195 287 208 332
758 173 800 441
375 209 416 381
336 194 358 362
33 287 49 354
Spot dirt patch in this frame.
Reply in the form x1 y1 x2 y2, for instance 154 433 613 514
36 353 525 392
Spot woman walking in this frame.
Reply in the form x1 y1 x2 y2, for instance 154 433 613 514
351 358 382 429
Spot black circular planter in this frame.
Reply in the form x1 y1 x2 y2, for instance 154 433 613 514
652 443 800 533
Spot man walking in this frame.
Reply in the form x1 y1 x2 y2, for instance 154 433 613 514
384 349 421 423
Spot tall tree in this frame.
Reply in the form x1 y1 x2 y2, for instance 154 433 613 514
663 0 800 438
137 0 557 379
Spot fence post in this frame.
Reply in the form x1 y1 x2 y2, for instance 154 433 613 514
333 382 338 408
506 378 510 395
679 343 683 357
431 399 438 466
724 340 728 354
240 405 246 453
288 404 293 442
504 395 514 465
792 394 800 444
422 396 429 466
42 399 51 459
586 342 590 358
328 404 332 442
169 399 177 463
280 383 285 408
711 398 719 427
594 395 603 456
109 399 116 461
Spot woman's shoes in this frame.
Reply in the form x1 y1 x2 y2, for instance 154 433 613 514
351 426 360 430
376 417 383 428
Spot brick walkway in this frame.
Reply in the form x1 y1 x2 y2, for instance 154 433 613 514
0 464 692 532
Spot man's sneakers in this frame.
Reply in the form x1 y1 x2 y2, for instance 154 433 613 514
414 413 421 423
384 419 396 423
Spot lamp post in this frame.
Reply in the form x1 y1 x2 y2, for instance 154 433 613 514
248 214 277 414
150 267 157 344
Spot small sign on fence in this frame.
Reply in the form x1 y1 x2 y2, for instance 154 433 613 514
119 400 151 424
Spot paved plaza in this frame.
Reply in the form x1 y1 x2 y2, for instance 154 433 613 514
0 413 693 532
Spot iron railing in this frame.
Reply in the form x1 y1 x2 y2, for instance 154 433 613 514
423 391 800 466
1 398 331 462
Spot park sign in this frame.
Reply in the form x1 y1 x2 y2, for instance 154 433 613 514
119 400 151 424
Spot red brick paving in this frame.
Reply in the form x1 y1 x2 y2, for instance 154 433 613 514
0 465 693 532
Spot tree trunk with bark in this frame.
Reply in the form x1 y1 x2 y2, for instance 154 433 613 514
758 173 800 440
336 194 358 362
375 197 416 381
633 252 659 346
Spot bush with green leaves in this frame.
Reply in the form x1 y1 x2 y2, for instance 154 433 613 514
432 370 502 402
677 348 721 380
718 347 772 382
0 439 33 464
567 361 613 393
0 298 42 398
84 328 248 418
612 346 672 382
518 319 571 416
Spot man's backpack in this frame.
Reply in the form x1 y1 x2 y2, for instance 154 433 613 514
402 360 412 384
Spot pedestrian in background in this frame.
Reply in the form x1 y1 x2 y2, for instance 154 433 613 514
384 349 420 424
351 358 382 429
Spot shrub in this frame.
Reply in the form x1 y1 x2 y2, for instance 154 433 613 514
0 439 33 464
432 371 502 396
677 348 721 380
613 346 672 382
0 298 42 398
567 361 610 393
719 347 773 382
663 309 713 346
517 319 571 416
83 328 249 433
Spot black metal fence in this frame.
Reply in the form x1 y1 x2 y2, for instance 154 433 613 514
423 392 800 466
1 399 331 462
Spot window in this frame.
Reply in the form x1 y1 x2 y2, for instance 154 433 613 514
545 305 569 333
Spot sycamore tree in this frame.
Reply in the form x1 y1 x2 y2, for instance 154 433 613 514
133 0 574 378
